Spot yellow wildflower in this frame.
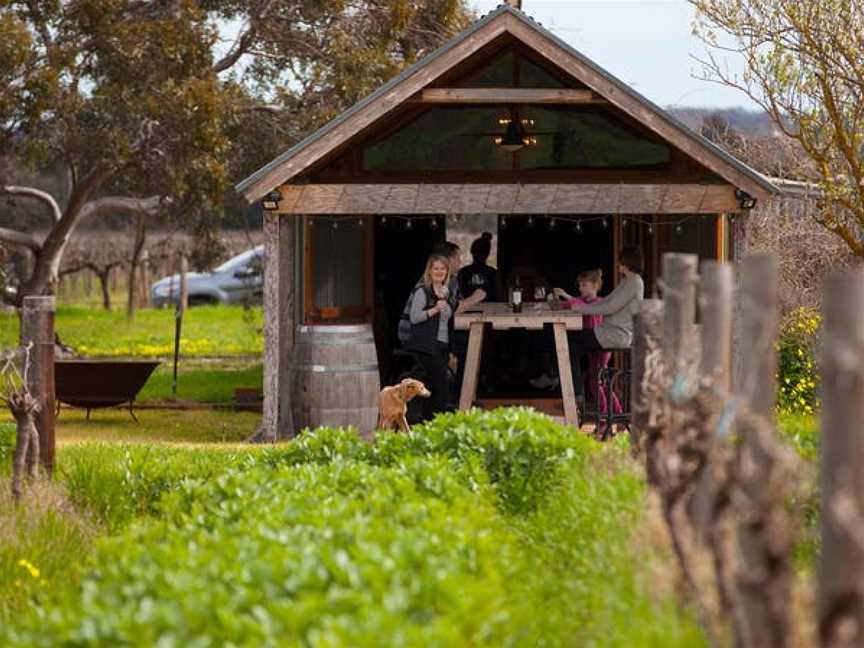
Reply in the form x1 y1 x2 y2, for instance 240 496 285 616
17 559 40 579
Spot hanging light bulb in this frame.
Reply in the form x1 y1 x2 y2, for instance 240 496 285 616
601 217 609 229
357 218 364 227
574 220 582 233
622 218 628 228
332 220 339 230
647 224 654 235
675 223 683 235
405 219 413 231
548 217 557 230
500 216 508 229
527 216 535 228
430 218 439 230
380 216 387 225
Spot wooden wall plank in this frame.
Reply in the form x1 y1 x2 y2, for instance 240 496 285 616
483 184 519 212
380 185 418 213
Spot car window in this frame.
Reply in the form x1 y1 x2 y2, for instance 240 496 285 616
214 246 263 273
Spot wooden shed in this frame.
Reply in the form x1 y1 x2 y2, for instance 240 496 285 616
236 2 780 438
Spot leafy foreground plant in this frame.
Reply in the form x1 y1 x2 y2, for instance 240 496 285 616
3 409 704 646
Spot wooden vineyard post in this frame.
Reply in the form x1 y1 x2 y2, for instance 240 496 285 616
20 295 55 474
735 254 785 647
699 261 733 392
819 270 864 648
630 298 663 447
690 261 734 533
661 253 699 399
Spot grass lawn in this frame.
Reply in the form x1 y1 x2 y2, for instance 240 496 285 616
137 358 263 403
0 304 263 357
0 407 258 446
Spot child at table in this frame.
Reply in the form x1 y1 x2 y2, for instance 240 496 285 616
553 269 622 415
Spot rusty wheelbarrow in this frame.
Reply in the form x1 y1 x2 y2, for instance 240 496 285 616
55 359 160 422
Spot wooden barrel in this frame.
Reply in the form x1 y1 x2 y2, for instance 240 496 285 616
291 324 381 436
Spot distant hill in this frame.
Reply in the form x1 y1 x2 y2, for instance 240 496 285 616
666 107 780 136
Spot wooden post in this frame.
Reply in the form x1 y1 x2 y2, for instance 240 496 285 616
690 261 734 532
819 270 864 648
630 298 663 446
458 321 485 410
20 295 55 474
661 253 698 398
735 254 781 647
699 261 734 391
178 255 188 311
139 249 150 308
262 210 296 439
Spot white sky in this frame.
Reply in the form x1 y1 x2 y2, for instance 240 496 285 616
470 0 757 109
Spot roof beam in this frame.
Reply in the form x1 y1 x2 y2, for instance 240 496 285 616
273 182 740 215
418 87 598 104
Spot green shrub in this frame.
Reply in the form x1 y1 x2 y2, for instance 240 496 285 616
56 444 253 531
777 307 820 416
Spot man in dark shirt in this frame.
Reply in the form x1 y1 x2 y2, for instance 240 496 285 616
457 232 498 303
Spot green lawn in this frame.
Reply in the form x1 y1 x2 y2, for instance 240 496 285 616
137 359 263 403
0 304 263 357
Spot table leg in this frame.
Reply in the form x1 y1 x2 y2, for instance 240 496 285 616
552 322 580 428
459 322 485 410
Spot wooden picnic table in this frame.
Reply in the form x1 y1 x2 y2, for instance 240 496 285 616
454 301 583 427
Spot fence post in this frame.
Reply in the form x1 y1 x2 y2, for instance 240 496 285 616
20 295 55 474
735 254 783 647
820 270 864 648
630 298 663 447
690 261 734 533
661 253 699 398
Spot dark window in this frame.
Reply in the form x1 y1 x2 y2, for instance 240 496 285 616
362 106 671 171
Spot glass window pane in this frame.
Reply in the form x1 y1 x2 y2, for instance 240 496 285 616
519 107 672 168
460 51 515 87
363 107 514 171
312 219 365 308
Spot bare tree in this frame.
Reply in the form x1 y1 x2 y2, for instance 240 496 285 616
690 0 864 256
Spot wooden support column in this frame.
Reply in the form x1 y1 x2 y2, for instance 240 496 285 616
21 296 55 474
262 211 296 440
819 270 864 648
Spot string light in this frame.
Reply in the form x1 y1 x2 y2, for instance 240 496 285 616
527 216 535 228
380 216 387 225
675 223 683 236
430 218 439 230
548 217 557 230
574 220 582 233
647 224 654 235
500 216 507 229
622 218 628 228
405 219 413 231
601 217 609 229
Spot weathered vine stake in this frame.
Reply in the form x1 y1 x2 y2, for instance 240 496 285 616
632 253 799 648
820 270 864 648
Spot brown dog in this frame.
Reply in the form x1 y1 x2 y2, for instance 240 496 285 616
377 378 431 433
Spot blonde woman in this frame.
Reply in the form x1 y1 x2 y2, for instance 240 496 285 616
406 253 457 421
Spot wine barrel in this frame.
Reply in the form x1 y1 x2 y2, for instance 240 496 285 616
291 324 381 437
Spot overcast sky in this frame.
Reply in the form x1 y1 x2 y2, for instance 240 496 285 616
470 0 758 110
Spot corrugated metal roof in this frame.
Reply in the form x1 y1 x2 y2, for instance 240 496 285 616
235 3 779 200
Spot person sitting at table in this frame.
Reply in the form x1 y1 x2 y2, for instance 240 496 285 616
457 232 499 303
406 253 458 421
552 246 645 404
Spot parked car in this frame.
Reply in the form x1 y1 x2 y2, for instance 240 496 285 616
150 245 264 307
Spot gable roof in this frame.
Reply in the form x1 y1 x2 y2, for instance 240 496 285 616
236 4 779 203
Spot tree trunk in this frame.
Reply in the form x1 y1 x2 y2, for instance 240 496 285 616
97 268 112 310
127 214 147 320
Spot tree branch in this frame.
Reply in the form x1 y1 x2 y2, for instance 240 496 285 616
1 185 62 224
0 227 41 252
212 0 278 73
78 195 164 221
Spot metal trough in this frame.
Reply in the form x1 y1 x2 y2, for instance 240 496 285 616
55 359 160 421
